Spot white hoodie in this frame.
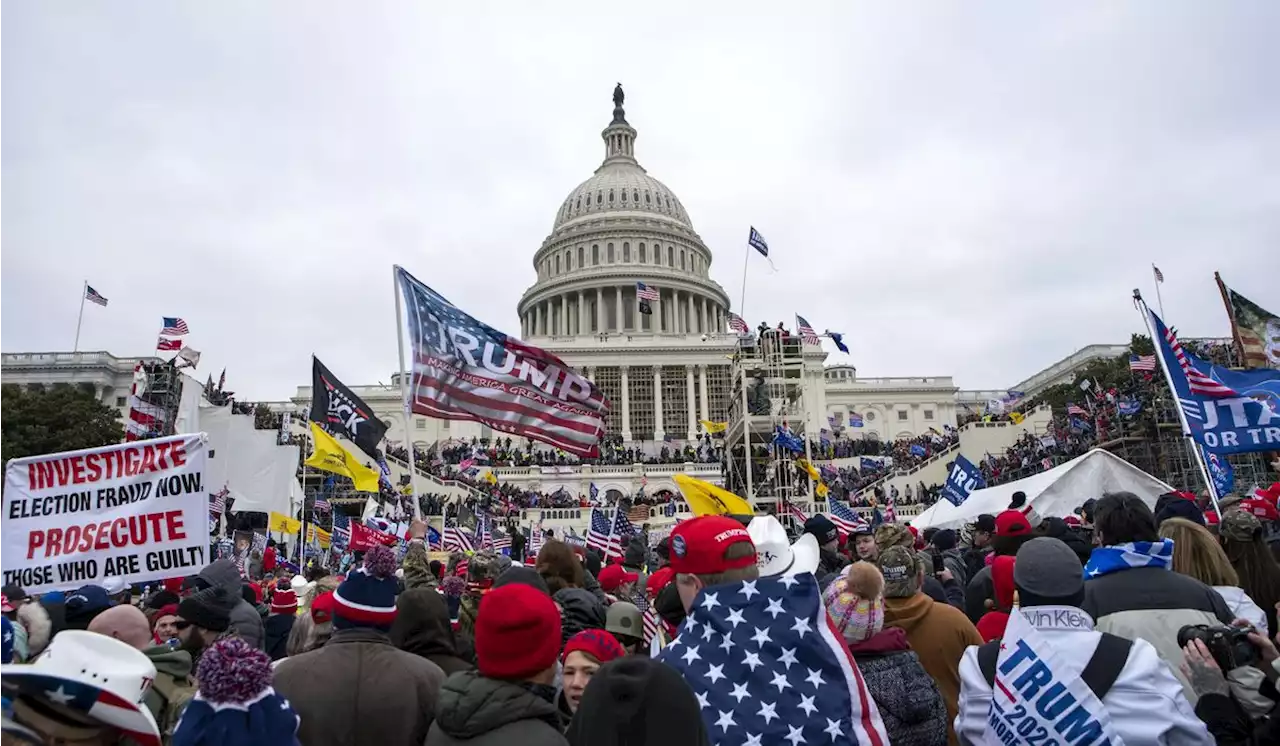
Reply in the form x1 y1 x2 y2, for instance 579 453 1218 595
955 606 1212 745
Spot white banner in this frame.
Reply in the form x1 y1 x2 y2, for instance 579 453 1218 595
3 434 210 595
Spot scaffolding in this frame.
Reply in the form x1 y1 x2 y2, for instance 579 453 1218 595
723 331 814 521
133 359 185 439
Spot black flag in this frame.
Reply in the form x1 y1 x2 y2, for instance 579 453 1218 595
310 357 388 460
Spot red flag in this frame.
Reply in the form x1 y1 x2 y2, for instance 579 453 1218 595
349 521 398 551
157 337 182 351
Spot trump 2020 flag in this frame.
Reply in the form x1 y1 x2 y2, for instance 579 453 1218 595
395 266 610 457
657 574 888 746
941 454 986 507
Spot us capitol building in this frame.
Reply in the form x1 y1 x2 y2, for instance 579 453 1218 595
3 87 1108 472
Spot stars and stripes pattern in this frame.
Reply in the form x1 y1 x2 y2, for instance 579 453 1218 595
827 498 869 535
657 574 889 746
528 520 544 560
729 313 750 334
443 518 474 553
586 507 634 561
124 396 168 441
795 315 821 345
779 499 808 527
209 488 228 516
1153 265 1165 283
636 282 660 301
313 497 330 513
883 497 897 524
642 606 660 645
160 317 189 335
6 674 161 746
477 514 492 550
1066 403 1089 417
397 267 609 458
331 512 351 551
1128 354 1156 372
1158 315 1236 397
85 286 109 307
492 532 512 552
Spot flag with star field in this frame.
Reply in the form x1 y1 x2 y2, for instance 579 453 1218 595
657 574 889 746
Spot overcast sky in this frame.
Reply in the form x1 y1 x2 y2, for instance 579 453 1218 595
4 1 1277 400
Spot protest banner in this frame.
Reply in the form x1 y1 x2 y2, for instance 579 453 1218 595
941 454 986 507
3 434 209 594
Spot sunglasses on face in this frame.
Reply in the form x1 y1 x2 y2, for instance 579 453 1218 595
173 620 194 630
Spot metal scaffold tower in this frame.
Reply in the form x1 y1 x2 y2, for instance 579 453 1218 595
723 331 815 519
135 359 185 439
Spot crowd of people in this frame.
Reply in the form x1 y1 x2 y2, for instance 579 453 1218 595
8 483 1280 744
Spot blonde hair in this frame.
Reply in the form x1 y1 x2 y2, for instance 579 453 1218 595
845 562 885 601
1159 517 1239 587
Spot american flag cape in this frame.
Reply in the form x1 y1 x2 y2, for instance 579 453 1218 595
395 266 610 458
657 575 888 746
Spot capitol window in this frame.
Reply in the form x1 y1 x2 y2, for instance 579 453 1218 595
575 197 581 210
645 192 651 204
924 409 934 420
633 190 639 202
555 255 561 274
592 245 599 264
596 191 602 205
578 246 584 266
608 243 615 262
667 246 674 266
639 242 647 263
623 242 630 262
680 250 686 270
621 189 627 202
415 420 425 430
897 410 908 421
608 189 614 203
866 411 876 421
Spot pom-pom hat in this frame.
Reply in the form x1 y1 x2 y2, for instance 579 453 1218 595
668 516 755 575
0 630 161 745
333 545 399 630
171 637 300 746
474 583 561 680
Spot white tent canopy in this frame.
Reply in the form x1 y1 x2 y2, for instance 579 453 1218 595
910 449 1175 531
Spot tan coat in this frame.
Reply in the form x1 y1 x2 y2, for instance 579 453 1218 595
274 627 445 746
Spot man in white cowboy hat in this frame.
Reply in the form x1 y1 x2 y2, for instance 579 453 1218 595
1 629 163 746
747 515 821 578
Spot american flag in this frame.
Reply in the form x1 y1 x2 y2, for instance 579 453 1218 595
636 282 660 301
3 672 163 746
657 574 889 746
795 315 821 345
332 513 351 551
476 514 492 550
124 395 168 441
84 285 109 307
1129 354 1156 372
209 488 228 516
884 496 897 523
1066 402 1089 417
443 517 474 552
396 267 609 458
827 497 869 535
156 337 182 351
642 606 660 645
1153 265 1165 283
528 520 544 559
313 497 330 513
160 317 189 335
779 499 808 526
586 508 626 560
728 313 750 334
1153 310 1237 397
492 532 512 552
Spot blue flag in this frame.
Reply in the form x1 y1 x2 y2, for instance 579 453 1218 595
1149 307 1280 454
773 426 804 454
747 226 769 257
828 331 849 354
848 413 864 428
1205 451 1235 497
909 444 927 458
1117 399 1142 416
941 454 985 507
859 457 882 472
657 575 889 745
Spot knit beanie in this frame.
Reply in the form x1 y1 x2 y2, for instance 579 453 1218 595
492 566 551 595
822 564 885 643
931 528 958 553
269 590 298 615
564 657 711 746
561 629 626 665
171 637 301 746
178 587 235 632
333 545 398 631
474 583 561 680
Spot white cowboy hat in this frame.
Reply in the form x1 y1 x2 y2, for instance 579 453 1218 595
0 630 161 746
748 515 821 577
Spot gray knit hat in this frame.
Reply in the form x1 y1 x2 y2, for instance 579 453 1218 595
1013 537 1083 598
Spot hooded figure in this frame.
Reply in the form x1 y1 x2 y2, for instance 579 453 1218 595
390 587 474 675
553 588 607 647
195 559 265 650
565 657 709 746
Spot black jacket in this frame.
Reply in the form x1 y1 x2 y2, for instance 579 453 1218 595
263 613 294 661
390 588 474 675
425 671 567 746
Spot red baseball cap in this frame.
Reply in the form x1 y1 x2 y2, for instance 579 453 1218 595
1238 498 1280 523
669 516 756 575
1204 510 1220 527
995 510 1032 537
1063 515 1082 527
646 567 675 597
597 564 639 593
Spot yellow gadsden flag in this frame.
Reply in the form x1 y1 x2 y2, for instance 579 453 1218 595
1008 411 1026 425
699 420 728 434
673 474 755 517
268 511 301 535
305 422 381 493
796 458 829 498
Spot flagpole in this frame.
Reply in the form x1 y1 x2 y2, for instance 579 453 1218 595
1133 290 1220 514
392 265 423 522
1213 271 1248 367
73 280 87 352
738 244 750 326
1152 264 1166 319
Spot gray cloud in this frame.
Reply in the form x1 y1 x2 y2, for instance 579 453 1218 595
4 1 1277 399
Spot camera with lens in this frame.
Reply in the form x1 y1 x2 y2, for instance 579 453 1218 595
1177 624 1259 671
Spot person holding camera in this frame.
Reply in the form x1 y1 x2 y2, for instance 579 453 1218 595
1179 610 1280 744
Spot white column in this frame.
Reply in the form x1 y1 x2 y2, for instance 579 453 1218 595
698 364 710 421
702 298 710 334
596 287 604 333
615 287 624 332
620 366 632 441
585 366 595 383
560 295 568 336
685 365 697 440
653 366 664 440
675 291 684 333
534 305 542 336
578 290 586 336
689 294 698 334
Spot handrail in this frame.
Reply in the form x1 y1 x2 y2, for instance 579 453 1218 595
385 453 486 500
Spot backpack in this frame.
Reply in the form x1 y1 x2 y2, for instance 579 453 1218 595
977 632 1133 700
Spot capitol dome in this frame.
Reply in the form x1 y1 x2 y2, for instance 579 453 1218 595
518 85 731 344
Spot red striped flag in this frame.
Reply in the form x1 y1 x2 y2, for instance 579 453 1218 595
1128 354 1156 372
636 282 660 301
157 337 182 351
728 313 749 334
1161 321 1236 397
795 314 821 345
